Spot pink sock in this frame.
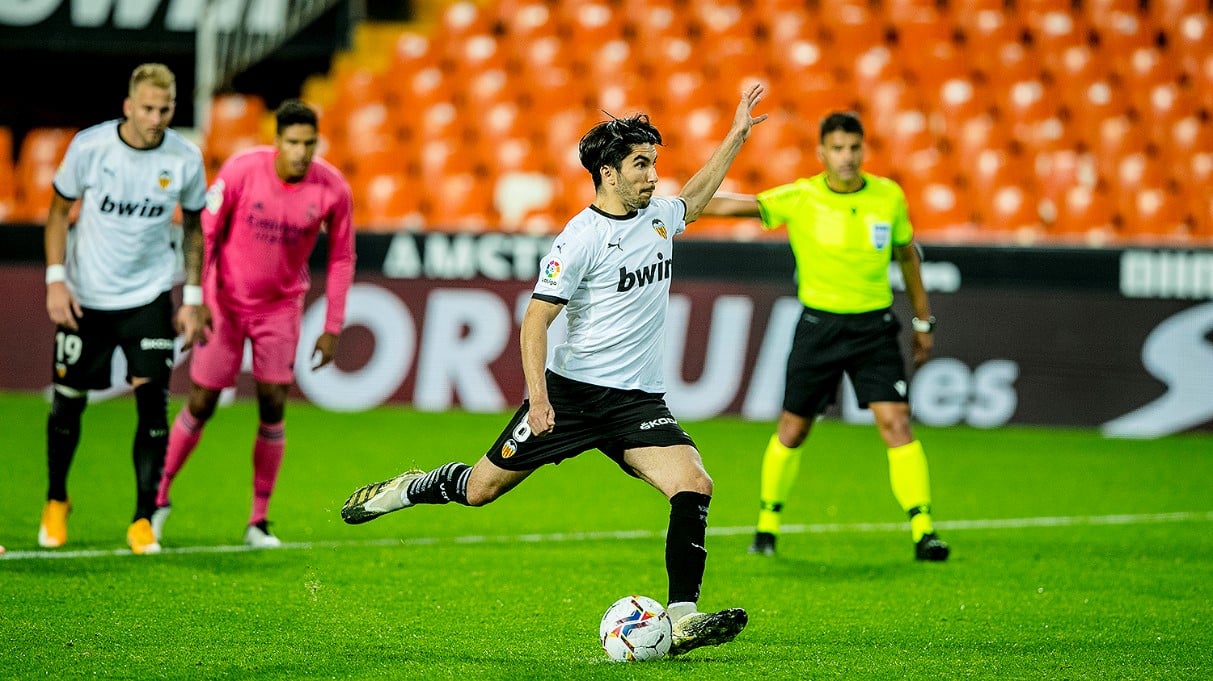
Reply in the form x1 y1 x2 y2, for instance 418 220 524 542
250 421 285 526
157 409 204 507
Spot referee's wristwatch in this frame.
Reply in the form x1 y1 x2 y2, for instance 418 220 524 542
911 316 936 333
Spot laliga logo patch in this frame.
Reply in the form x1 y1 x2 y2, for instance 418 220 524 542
540 257 562 287
501 438 517 458
205 179 225 214
870 221 891 249
158 170 172 190
652 218 667 239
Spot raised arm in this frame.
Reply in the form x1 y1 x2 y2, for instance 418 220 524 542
679 83 767 222
703 191 762 218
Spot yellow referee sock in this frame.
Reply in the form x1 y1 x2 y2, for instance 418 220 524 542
887 440 934 541
756 434 803 535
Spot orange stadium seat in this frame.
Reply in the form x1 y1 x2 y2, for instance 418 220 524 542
1122 187 1191 242
952 114 1012 170
1091 115 1148 183
16 127 75 222
622 0 680 44
493 171 559 232
979 183 1045 238
691 0 755 42
427 172 495 230
1034 148 1097 206
339 101 404 178
1049 45 1110 109
850 45 898 96
957 10 1026 79
1091 10 1156 75
1121 46 1183 116
862 80 924 142
900 36 968 94
819 0 885 57
1062 79 1130 149
777 68 856 123
760 6 816 46
437 1 493 45
1170 13 1213 79
0 126 15 221
708 35 769 99
496 0 557 45
595 73 658 118
460 68 513 111
1032 11 1093 78
935 76 993 140
908 181 975 237
1050 185 1116 243
446 33 508 80
557 0 624 49
1167 117 1213 185
1141 83 1200 150
1017 0 1075 33
583 39 633 84
965 147 1032 209
353 172 422 231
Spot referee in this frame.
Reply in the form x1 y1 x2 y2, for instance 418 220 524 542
705 111 950 561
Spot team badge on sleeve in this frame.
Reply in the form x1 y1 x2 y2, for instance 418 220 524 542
539 257 563 288
205 179 225 214
652 218 668 239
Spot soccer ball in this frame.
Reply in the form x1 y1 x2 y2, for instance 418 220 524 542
599 595 672 662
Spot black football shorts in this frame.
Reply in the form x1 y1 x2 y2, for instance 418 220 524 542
51 291 175 390
485 370 696 476
783 306 909 417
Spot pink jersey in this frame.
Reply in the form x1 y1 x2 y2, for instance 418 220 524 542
202 147 355 334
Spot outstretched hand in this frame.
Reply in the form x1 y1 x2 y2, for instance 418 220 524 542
731 82 769 142
312 331 340 370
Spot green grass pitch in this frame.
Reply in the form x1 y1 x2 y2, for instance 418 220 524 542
1 391 1210 679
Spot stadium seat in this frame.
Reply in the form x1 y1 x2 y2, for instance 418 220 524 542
708 36 769 101
426 172 495 230
460 67 513 111
1121 46 1183 116
819 0 885 57
777 67 856 123
860 79 923 142
339 102 404 179
1016 0 1074 33
978 183 1045 238
907 181 975 237
691 0 755 43
415 137 476 190
935 76 993 140
952 114 1013 172
1062 79 1129 150
1169 13 1213 79
0 126 15 222
1050 45 1111 112
975 37 1040 84
1091 115 1148 185
1141 83 1200 151
957 10 1026 79
1050 184 1116 243
850 45 897 97
1032 11 1094 78
583 39 633 86
496 0 557 46
1122 186 1191 242
558 0 623 49
1167 117 1213 187
760 6 816 46
16 127 75 222
446 33 508 80
1034 149 1098 206
965 148 1032 209
494 171 558 231
595 73 657 118
1092 10 1156 75
352 172 422 231
622 0 680 44
437 1 493 45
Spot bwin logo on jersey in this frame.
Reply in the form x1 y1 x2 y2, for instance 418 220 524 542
617 252 672 292
100 194 167 218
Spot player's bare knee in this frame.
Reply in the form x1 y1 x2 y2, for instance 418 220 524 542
187 387 220 422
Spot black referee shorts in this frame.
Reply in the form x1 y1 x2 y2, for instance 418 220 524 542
783 306 909 417
485 370 697 477
50 291 175 391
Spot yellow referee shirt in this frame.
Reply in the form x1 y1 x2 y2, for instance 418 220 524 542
756 172 912 314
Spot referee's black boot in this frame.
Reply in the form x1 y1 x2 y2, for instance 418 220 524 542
748 531 776 556
915 533 950 561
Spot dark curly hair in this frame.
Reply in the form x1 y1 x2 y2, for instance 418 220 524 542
578 114 663 188
819 111 864 142
275 98 318 135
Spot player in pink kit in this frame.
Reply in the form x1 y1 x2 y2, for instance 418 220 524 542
153 99 355 547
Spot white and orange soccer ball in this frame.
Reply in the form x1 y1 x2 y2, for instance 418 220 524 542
599 595 672 662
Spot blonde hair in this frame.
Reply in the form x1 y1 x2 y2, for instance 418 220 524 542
129 63 176 99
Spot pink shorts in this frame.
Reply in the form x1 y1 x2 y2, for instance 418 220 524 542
189 303 302 388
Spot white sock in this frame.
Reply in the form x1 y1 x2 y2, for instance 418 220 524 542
666 601 696 621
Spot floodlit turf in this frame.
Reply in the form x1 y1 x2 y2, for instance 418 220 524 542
1 391 1210 679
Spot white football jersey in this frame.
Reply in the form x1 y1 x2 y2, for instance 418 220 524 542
533 196 687 392
54 120 207 310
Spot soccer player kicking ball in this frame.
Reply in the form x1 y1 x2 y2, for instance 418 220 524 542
343 84 769 656
154 99 355 548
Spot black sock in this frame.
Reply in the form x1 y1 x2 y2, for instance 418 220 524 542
405 462 472 506
46 390 87 501
666 491 711 605
132 383 169 521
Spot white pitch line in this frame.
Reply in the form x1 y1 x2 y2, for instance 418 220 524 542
3 510 1211 562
